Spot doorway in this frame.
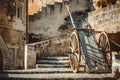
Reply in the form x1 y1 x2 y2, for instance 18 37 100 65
9 48 15 69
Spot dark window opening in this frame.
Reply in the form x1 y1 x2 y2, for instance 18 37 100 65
32 0 34 3
76 0 79 4
50 5 54 14
19 0 24 2
17 7 22 19
60 4 62 13
111 0 117 4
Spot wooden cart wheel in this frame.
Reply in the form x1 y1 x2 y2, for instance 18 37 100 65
69 53 79 73
69 31 81 73
98 32 112 70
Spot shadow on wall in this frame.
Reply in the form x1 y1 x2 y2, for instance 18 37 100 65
0 49 3 70
58 10 89 32
29 33 54 43
0 49 9 79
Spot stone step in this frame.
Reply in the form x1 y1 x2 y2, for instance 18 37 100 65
36 53 70 68
0 73 114 79
39 56 69 60
37 59 70 64
64 53 70 56
36 64 69 68
0 68 72 74
36 68 71 73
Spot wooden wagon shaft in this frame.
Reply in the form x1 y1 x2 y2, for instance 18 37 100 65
110 39 120 48
66 5 76 29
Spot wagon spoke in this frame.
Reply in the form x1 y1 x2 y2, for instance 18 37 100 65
98 32 112 71
104 42 108 49
69 31 84 73
104 49 110 53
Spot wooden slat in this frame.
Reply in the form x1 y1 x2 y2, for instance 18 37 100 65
77 30 106 71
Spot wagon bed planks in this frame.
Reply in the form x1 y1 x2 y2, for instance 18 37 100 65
77 30 106 72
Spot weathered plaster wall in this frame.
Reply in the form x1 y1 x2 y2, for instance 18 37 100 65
93 0 119 10
88 3 120 33
0 35 10 70
26 45 36 69
26 36 70 69
35 36 70 57
28 0 42 15
0 0 26 31
0 29 25 69
29 0 88 39
0 0 26 69
12 0 26 31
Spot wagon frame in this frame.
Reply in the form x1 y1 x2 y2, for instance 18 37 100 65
69 29 120 73
66 4 120 73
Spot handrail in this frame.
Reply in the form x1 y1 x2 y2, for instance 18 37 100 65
27 36 70 46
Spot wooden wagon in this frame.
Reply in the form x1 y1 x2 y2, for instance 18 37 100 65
98 31 120 72
98 32 120 53
69 30 120 73
67 5 120 73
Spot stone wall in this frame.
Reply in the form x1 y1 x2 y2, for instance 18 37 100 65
29 0 88 39
0 28 25 69
34 36 70 58
0 0 26 31
93 0 120 10
12 0 26 31
25 45 36 69
88 3 120 33
28 0 42 15
0 0 26 70
26 36 70 69
0 35 10 70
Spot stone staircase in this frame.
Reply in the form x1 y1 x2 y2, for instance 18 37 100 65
35 53 72 74
36 54 70 68
0 53 117 79
0 51 117 79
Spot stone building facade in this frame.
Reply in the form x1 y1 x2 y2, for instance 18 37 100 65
88 0 120 33
0 0 26 70
1 0 119 70
28 0 91 41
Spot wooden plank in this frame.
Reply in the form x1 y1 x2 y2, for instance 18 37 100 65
108 32 120 51
77 30 106 71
